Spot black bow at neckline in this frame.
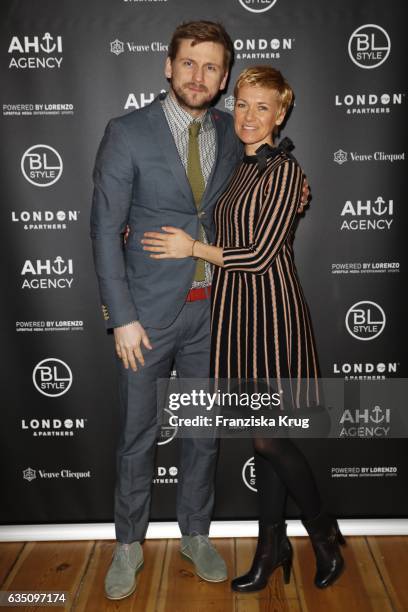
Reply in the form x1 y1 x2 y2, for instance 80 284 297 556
248 137 295 175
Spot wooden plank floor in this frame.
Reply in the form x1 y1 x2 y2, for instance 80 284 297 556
0 536 407 611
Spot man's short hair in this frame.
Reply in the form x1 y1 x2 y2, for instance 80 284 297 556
168 21 234 71
234 65 294 115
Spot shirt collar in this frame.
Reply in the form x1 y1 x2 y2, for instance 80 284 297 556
162 91 213 133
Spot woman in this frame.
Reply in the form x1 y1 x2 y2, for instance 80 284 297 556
142 66 346 591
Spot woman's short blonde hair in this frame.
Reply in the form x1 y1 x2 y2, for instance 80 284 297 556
234 65 294 115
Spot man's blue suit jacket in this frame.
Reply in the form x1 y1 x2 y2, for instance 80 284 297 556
90 94 242 329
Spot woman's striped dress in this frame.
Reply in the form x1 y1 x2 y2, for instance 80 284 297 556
210 143 320 409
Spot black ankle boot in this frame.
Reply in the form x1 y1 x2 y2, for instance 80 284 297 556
231 521 293 592
302 512 346 588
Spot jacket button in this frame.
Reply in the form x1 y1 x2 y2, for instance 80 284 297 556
101 305 110 320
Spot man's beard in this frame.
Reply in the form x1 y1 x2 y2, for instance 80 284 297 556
171 81 212 112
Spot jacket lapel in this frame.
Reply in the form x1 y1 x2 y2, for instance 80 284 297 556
201 108 225 210
147 96 194 207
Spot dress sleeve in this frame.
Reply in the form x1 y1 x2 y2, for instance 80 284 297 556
222 158 303 275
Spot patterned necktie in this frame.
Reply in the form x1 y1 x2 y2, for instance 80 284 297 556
187 121 206 282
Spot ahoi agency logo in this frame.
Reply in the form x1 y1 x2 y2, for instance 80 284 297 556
348 25 391 69
340 196 394 231
345 301 386 341
21 145 63 187
339 406 391 438
242 456 257 492
124 90 166 110
21 256 74 290
32 358 73 397
8 33 63 69
238 0 278 13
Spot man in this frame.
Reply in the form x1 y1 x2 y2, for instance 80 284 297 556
91 20 308 600
92 21 240 600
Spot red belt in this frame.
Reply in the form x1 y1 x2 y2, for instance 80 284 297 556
186 286 211 302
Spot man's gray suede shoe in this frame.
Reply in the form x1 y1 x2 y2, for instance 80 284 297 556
180 535 227 582
104 541 144 600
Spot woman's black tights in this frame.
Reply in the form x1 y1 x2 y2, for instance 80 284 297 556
254 437 321 524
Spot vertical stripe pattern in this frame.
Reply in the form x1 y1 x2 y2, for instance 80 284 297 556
210 150 320 409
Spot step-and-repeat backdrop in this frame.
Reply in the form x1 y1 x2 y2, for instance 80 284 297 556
1 0 406 525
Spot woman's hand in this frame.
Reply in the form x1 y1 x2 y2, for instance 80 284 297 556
298 177 311 213
141 226 194 259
